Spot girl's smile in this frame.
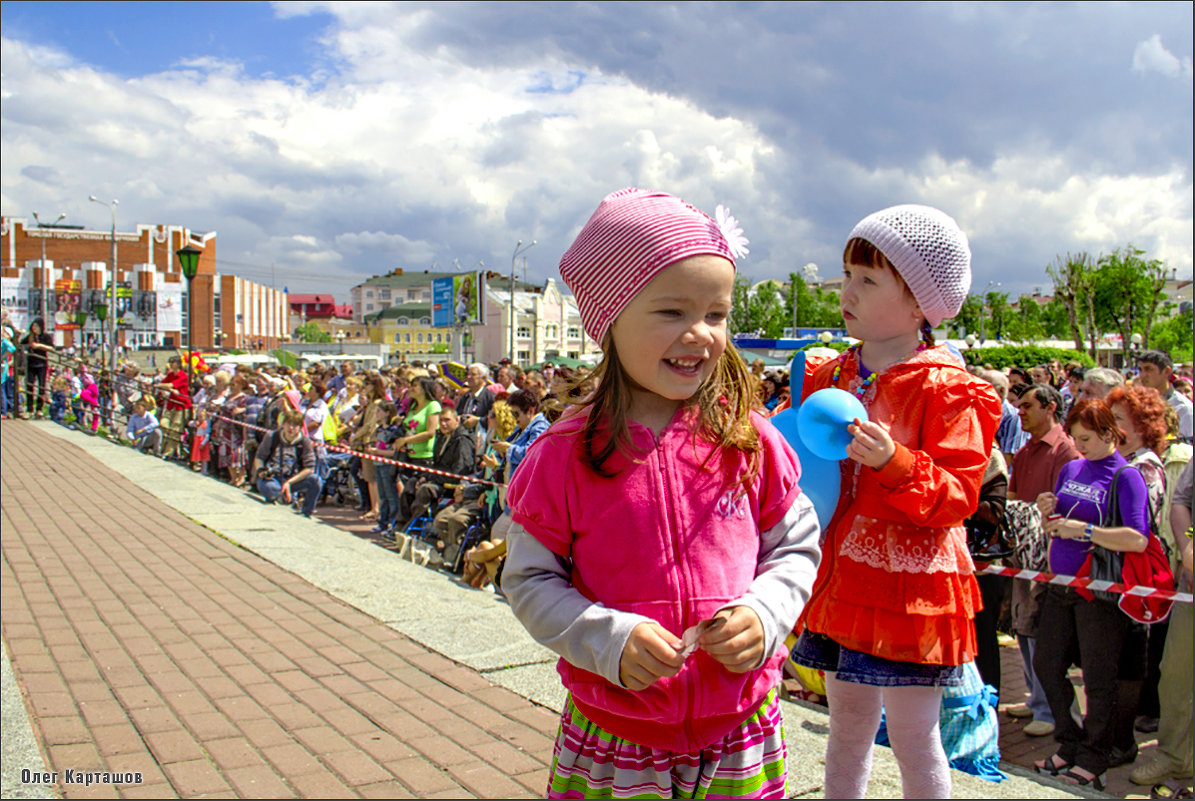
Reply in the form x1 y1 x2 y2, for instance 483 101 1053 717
610 254 734 430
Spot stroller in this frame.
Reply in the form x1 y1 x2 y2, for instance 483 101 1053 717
320 451 359 508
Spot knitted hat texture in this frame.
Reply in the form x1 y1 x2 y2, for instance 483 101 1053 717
558 188 735 346
847 204 972 327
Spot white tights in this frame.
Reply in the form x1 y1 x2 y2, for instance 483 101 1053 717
824 673 950 799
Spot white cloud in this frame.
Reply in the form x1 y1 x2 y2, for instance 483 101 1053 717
2 3 1191 304
1132 34 1193 82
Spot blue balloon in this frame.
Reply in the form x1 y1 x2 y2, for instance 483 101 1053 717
772 408 841 532
797 388 868 461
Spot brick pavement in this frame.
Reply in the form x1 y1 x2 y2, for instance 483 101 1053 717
1 421 557 799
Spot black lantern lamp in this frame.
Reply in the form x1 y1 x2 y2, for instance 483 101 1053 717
176 245 203 431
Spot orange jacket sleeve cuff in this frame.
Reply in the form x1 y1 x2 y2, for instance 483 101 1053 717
876 441 915 488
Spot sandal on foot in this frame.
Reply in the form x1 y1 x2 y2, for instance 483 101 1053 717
1061 769 1106 792
1152 782 1195 799
1034 755 1073 776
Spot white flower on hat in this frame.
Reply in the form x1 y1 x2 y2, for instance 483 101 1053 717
715 205 750 260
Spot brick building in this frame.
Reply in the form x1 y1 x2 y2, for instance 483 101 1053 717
1 216 288 351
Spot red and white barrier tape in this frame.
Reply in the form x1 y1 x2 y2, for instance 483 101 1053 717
212 414 504 487
974 562 1192 604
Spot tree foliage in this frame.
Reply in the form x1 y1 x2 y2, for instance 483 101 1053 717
730 275 753 336
786 273 843 331
294 321 332 343
1150 308 1194 363
1091 245 1169 359
963 345 1095 370
748 280 786 337
1045 252 1098 357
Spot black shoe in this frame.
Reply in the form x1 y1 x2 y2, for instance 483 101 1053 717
1136 715 1160 734
1109 744 1139 768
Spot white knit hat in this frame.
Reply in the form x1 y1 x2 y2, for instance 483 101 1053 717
847 204 972 327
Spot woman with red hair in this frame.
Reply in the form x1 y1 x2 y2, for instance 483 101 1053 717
1105 384 1171 749
1032 399 1154 790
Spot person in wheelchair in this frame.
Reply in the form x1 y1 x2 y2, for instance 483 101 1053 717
434 482 488 568
251 409 322 518
392 406 477 532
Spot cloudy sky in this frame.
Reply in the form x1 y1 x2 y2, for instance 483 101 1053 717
2 1 1191 303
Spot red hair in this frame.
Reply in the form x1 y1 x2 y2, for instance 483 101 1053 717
1065 399 1125 445
1105 384 1169 454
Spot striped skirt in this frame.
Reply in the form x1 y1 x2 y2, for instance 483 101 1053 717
547 688 787 799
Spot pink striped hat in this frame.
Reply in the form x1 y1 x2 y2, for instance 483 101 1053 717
559 188 736 346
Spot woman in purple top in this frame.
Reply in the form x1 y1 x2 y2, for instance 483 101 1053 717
1031 399 1152 790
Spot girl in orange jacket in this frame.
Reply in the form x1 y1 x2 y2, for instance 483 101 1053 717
791 205 1001 799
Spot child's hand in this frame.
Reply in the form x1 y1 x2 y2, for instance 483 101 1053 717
699 607 765 673
619 622 684 691
846 418 895 470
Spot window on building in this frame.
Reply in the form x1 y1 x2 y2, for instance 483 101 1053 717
446 332 452 343
546 324 558 339
435 333 442 343
568 351 579 360
366 303 374 311
568 326 581 339
517 326 531 338
366 289 374 298
380 289 391 300
420 317 430 325
421 290 430 301
417 332 423 343
517 350 531 363
397 317 408 325
394 333 401 344
405 333 411 343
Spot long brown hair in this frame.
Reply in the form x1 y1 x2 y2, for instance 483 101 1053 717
573 333 761 490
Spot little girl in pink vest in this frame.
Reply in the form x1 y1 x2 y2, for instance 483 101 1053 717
504 188 822 799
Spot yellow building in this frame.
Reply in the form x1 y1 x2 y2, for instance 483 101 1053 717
364 303 454 360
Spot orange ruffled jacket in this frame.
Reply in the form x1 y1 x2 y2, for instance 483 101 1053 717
798 345 1001 666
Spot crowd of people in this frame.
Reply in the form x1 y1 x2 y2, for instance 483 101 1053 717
2 210 1193 799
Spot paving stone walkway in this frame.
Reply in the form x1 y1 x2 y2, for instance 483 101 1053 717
1 421 556 798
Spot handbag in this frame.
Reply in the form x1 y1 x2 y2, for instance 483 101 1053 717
1080 465 1175 624
1006 500 1048 571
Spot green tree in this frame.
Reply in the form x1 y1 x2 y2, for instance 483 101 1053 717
294 321 332 343
1092 245 1169 360
1041 296 1071 339
730 275 753 336
1006 294 1046 343
1149 307 1194 363
1046 252 1098 358
748 280 786 337
954 295 983 340
985 291 1010 342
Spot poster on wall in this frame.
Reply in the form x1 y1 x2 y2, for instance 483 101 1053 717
433 272 485 328
115 284 133 328
131 290 157 330
454 272 484 326
1 276 29 331
54 279 82 329
156 283 182 332
432 276 453 327
27 289 54 329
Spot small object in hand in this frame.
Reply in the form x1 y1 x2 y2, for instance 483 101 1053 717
677 616 727 659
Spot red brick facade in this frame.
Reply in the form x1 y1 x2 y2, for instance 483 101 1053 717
1 217 287 351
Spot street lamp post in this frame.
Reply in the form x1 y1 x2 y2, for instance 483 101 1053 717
978 280 1001 344
32 211 66 327
510 239 537 362
176 245 203 430
93 302 109 369
88 197 119 375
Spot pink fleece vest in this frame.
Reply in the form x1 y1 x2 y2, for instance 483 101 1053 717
509 407 801 752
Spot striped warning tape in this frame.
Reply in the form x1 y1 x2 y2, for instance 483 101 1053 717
212 413 505 487
974 562 1192 603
